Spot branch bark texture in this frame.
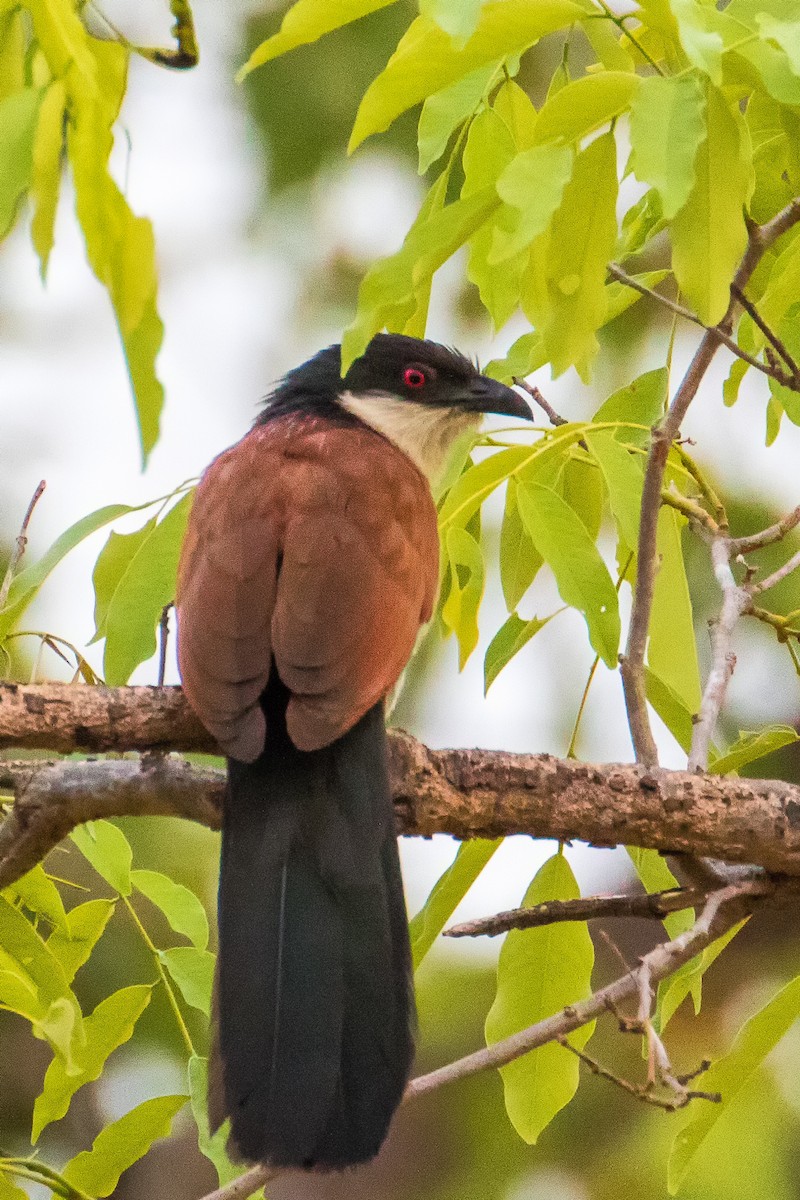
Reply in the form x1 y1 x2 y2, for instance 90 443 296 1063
5 686 800 889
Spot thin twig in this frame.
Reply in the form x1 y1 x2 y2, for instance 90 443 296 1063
444 887 708 938
750 547 800 596
158 604 172 687
556 1036 719 1110
196 1164 276 1200
512 377 568 426
730 283 800 379
407 883 764 1099
0 481 46 612
660 486 718 535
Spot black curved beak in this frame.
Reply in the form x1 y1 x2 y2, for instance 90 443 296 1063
464 376 534 420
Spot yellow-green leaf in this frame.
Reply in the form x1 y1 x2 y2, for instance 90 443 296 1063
47 899 116 984
543 131 619 381
671 81 752 324
72 820 133 897
584 428 643 551
350 0 587 150
647 508 702 717
63 1093 187 1197
132 869 209 951
30 78 66 278
533 71 639 146
629 72 706 219
409 839 501 968
440 525 485 668
668 974 800 1193
0 87 43 238
710 726 799 775
417 63 496 173
237 0 397 80
485 853 594 1143
5 863 67 933
160 946 215 1015
188 1055 240 1185
492 141 573 262
33 984 152 1141
484 611 556 692
421 0 484 44
517 481 620 667
499 476 543 610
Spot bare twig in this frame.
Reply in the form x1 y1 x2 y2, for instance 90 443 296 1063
730 283 800 379
407 884 763 1099
444 887 708 937
158 604 172 687
750 547 800 596
688 537 751 772
620 198 800 767
660 486 718 535
512 377 568 426
728 505 800 555
196 1164 275 1200
555 1036 719 1111
0 481 46 612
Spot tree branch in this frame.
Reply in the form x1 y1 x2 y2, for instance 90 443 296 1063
8 687 800 885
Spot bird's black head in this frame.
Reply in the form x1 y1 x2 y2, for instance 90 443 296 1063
261 334 533 423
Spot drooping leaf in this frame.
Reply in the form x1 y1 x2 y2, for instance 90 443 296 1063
99 493 194 685
584 428 644 552
62 1093 187 1197
533 71 639 146
188 1056 240 1186
647 508 702 720
30 78 66 277
343 185 500 369
71 821 133 897
350 0 587 150
440 525 485 668
33 985 152 1141
92 517 158 642
0 87 42 239
671 81 752 324
491 141 573 263
516 482 620 667
543 131 619 381
409 839 501 968
417 63 496 173
0 895 71 1006
132 869 209 951
658 920 746 1033
644 666 697 754
668 974 800 1193
160 946 215 1015
710 726 799 775
628 72 706 218
5 864 68 933
47 899 116 984
0 1171 27 1200
238 0 397 80
485 853 594 1144
499 477 543 611
484 611 556 692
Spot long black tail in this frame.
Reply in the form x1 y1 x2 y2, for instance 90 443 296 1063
210 688 415 1169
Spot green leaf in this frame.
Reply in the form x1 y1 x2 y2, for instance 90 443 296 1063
516 482 620 667
160 946 215 1015
621 188 666 256
710 726 799 775
33 984 152 1141
0 87 42 239
756 13 800 75
593 367 668 436
485 853 594 1144
440 525 485 668
584 428 643 551
626 846 692 940
439 446 533 528
492 141 573 263
343 185 500 370
5 864 68 933
543 131 619 381
658 920 745 1033
0 8 25 102
417 63 495 173
63 1093 187 1196
484 612 556 692
188 1056 240 1186
71 820 133 897
670 0 724 83
92 517 158 641
30 79 66 278
132 869 209 951
350 0 587 150
533 71 639 146
644 666 696 754
629 73 706 219
409 839 501 968
499 477 543 611
237 0 397 80
582 13 635 71
671 81 752 325
421 0 483 44
766 304 800 426
0 501 148 640
100 493 193 685
647 508 702 718
0 895 70 1006
47 899 116 984
0 1171 27 1200
668 974 800 1193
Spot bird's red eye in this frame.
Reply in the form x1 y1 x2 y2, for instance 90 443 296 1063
404 367 426 389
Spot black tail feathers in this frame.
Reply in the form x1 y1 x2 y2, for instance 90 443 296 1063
211 698 415 1169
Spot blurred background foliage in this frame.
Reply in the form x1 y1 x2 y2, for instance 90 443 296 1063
4 1 800 1197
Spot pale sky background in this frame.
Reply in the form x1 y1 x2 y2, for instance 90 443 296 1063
3 0 800 936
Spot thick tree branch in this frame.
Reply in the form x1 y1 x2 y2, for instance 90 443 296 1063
7 687 800 886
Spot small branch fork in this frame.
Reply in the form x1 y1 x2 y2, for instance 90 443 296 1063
617 198 800 769
0 481 46 614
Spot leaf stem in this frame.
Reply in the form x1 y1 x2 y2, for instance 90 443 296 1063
122 894 196 1056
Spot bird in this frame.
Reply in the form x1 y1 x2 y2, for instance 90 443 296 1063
176 333 532 1170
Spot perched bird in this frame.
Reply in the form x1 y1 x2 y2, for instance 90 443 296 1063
176 334 532 1170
